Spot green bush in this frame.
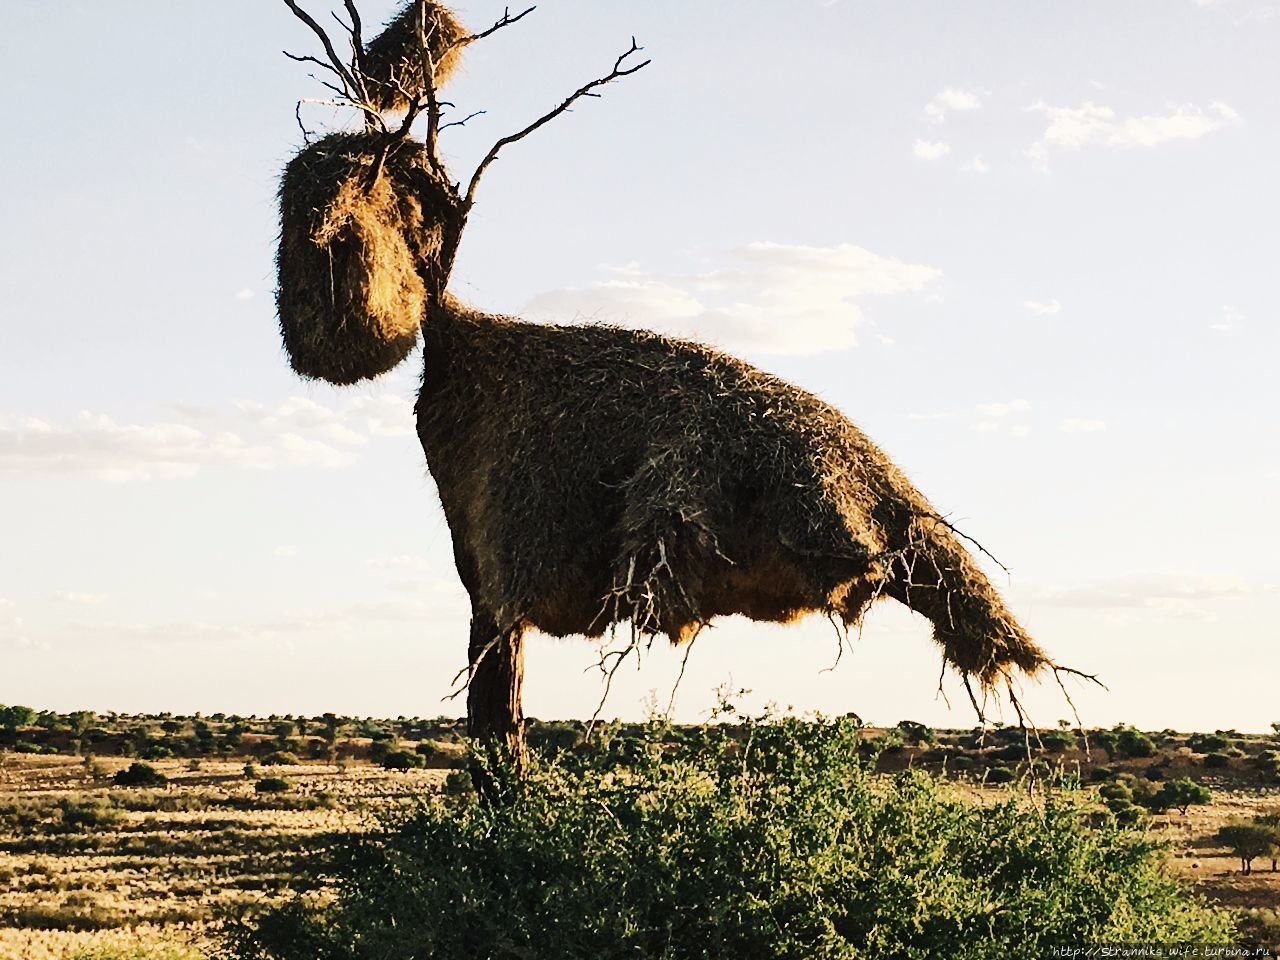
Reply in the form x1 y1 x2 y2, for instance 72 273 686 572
224 713 1229 960
139 744 173 760
255 777 291 794
381 749 427 770
1037 729 1077 753
1188 732 1229 754
1216 821 1280 875
1113 727 1156 759
1151 778 1212 815
1202 752 1230 769
263 751 301 766
112 762 167 788
59 798 122 832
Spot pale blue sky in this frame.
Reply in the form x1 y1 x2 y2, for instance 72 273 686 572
1 1 1277 731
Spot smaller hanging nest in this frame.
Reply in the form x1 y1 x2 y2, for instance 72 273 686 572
362 1 467 112
276 132 456 385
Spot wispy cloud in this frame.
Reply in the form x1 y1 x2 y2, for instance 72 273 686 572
367 555 431 570
1022 572 1272 620
523 242 940 355
970 399 1031 437
924 88 983 123
1210 304 1242 332
960 155 990 174
0 394 417 482
1026 100 1240 170
53 592 108 605
1023 299 1062 316
913 139 951 161
1060 417 1107 433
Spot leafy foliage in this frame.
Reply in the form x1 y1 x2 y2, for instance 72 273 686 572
224 712 1230 960
111 762 168 788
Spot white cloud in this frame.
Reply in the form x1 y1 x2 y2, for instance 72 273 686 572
1023 572 1272 620
524 242 939 356
1027 100 1240 170
975 399 1030 418
53 592 108 605
0 394 416 481
1024 299 1062 316
970 399 1030 437
367 554 430 570
913 139 952 160
924 88 982 123
1210 304 1242 332
1060 417 1107 433
273 545 298 558
961 155 990 174
347 395 416 437
235 288 255 301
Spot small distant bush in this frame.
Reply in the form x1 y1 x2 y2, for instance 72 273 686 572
58 798 122 832
985 766 1016 784
895 720 936 746
1202 752 1230 769
255 777 291 794
139 744 173 760
112 762 167 788
382 749 428 770
1107 801 1146 827
1216 821 1280 875
1090 728 1120 757
415 741 440 758
1152 778 1212 815
1113 727 1156 759
1038 729 1077 753
1188 732 1229 754
263 751 301 766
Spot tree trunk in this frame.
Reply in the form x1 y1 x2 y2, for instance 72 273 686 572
466 611 526 798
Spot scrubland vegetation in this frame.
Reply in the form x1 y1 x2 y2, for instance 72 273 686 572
0 706 1277 957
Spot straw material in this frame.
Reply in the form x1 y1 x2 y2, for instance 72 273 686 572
276 132 454 384
362 1 466 111
418 302 1048 690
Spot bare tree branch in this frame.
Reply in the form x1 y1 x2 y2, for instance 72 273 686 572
463 37 650 209
281 0 361 95
282 50 342 76
282 0 381 129
438 108 486 133
454 5 537 49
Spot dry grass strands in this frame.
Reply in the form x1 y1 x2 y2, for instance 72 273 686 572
418 302 1058 699
276 131 456 384
362 1 466 111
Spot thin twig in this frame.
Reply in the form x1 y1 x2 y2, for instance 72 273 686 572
665 630 701 717
438 109 487 133
925 512 1011 577
464 37 650 209
454 5 537 48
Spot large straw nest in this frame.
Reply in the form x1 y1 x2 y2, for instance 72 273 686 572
362 1 467 112
418 303 1051 692
276 132 455 385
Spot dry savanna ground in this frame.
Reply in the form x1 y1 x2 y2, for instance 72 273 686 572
0 716 1277 958
0 754 445 959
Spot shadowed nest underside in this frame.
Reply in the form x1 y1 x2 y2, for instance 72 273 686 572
418 302 1051 693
